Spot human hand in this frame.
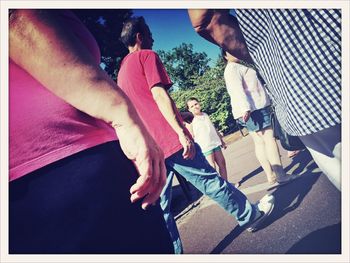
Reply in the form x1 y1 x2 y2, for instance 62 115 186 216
178 132 196 160
221 141 227 149
10 10 164 211
242 111 251 123
115 123 166 210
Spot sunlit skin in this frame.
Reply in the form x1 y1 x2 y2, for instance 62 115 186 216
187 99 203 116
224 51 251 123
186 98 232 183
127 19 196 161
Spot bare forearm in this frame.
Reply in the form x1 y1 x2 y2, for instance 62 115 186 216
188 9 254 64
216 129 223 139
9 9 140 128
185 122 194 137
151 86 186 135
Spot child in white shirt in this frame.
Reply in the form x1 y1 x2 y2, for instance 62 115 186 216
186 98 237 185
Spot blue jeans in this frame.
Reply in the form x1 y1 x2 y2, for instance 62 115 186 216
160 143 254 254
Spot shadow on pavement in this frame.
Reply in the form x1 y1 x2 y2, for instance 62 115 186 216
259 169 321 227
258 150 322 230
171 183 203 218
283 149 313 174
237 148 311 186
210 225 244 254
209 149 323 254
237 166 264 186
286 223 341 254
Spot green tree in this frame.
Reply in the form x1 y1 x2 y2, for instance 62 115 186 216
158 43 210 90
170 56 236 134
72 9 133 79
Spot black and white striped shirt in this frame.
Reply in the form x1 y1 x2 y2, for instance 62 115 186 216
235 9 341 136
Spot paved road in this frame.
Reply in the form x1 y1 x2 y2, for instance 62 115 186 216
171 134 341 255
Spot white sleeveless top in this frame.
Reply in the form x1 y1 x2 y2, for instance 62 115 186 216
191 113 222 153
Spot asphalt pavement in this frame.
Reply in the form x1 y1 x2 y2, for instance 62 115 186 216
170 134 342 256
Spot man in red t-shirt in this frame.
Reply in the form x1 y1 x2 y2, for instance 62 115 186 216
117 16 275 254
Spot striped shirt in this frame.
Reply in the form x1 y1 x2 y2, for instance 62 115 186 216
235 9 341 136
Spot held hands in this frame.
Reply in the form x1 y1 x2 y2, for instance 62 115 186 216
242 111 251 123
115 123 166 210
178 132 196 160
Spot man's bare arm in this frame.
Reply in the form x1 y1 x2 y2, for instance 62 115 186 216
188 9 254 64
10 10 166 209
151 86 195 160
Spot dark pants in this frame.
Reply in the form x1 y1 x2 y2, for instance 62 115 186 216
9 141 174 254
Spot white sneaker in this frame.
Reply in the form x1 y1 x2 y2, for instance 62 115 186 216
246 194 275 232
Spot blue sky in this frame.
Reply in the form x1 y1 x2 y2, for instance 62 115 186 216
132 9 221 67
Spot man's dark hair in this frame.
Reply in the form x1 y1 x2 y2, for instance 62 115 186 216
186 97 199 110
181 112 194 124
120 16 146 47
221 48 228 61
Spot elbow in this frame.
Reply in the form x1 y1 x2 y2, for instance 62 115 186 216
151 88 162 102
188 9 214 35
193 23 207 35
151 87 167 104
152 93 161 103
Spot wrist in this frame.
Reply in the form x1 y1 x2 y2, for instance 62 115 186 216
175 127 187 136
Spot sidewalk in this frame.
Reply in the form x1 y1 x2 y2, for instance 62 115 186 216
171 133 341 254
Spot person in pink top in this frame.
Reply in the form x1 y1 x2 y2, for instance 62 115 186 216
9 9 173 253
118 16 276 254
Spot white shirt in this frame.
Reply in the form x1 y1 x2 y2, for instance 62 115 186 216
191 113 222 153
224 62 270 119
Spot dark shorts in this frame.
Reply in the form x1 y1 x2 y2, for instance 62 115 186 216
9 141 173 254
238 106 272 132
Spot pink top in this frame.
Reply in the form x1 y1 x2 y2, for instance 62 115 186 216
9 11 117 181
117 50 183 158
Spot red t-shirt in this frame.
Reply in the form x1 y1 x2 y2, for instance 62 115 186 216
117 50 183 158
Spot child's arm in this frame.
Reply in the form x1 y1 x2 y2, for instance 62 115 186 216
215 127 227 149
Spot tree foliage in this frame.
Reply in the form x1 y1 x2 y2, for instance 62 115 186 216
72 10 236 134
72 9 133 79
170 57 236 134
157 43 210 90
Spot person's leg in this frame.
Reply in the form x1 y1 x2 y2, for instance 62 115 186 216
213 149 228 181
259 128 287 180
159 170 183 254
299 124 341 191
165 144 254 227
9 141 174 254
204 152 217 170
249 131 276 183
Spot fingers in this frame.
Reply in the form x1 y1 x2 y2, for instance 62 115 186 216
130 169 152 204
182 144 190 159
129 149 166 210
182 140 196 160
129 155 153 196
189 142 196 158
140 162 167 210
